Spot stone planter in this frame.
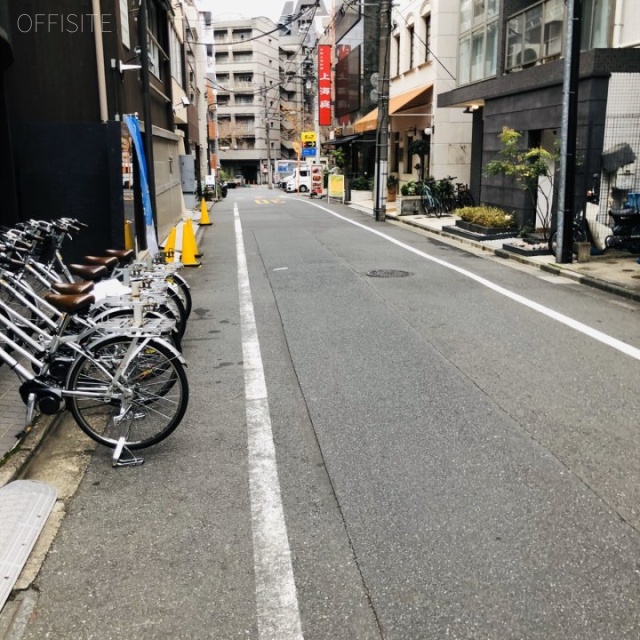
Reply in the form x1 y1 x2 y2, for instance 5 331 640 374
501 239 551 256
397 196 422 216
349 189 373 203
443 219 517 241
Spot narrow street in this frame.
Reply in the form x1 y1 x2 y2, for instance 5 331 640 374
15 187 640 639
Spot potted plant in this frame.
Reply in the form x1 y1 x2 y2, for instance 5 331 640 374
387 174 398 202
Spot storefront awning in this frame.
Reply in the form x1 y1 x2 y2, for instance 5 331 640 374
353 85 433 133
323 134 362 146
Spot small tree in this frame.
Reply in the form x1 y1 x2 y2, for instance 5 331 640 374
485 127 559 238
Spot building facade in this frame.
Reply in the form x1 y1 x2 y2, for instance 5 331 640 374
0 0 205 257
439 0 640 231
209 17 281 185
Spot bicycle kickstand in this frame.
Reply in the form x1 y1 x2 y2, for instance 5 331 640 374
111 410 144 468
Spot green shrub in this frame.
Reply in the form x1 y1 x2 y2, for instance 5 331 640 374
400 180 424 196
351 175 372 190
457 206 515 229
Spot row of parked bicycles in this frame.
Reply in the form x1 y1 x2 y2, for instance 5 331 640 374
0 217 192 467
403 176 475 218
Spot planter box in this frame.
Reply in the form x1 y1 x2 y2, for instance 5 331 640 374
443 219 517 241
397 196 422 216
501 241 551 256
349 189 373 203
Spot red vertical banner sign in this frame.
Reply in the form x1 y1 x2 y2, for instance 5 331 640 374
318 44 332 126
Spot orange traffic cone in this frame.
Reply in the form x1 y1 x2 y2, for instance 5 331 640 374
185 218 202 258
199 198 213 226
180 219 201 268
162 225 176 263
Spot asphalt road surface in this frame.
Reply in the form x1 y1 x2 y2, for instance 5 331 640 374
17 187 640 639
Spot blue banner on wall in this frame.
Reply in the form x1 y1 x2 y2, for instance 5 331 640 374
124 114 159 256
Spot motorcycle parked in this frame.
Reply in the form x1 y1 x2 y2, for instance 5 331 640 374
605 192 640 253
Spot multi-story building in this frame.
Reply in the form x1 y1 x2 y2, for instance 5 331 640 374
209 17 281 184
0 0 206 257
439 0 640 231
323 0 471 186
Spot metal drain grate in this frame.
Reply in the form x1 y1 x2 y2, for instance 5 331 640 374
366 269 413 278
0 480 57 611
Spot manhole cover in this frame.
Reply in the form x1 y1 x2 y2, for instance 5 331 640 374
366 269 413 278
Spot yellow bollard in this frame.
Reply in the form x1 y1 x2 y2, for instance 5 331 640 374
199 198 213 226
124 220 134 251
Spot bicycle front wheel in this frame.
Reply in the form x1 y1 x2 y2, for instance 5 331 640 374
66 336 189 450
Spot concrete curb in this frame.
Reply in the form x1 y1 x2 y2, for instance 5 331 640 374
0 414 61 489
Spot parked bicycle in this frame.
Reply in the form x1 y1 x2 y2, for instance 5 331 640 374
0 218 194 466
420 183 443 218
434 176 475 213
548 207 589 255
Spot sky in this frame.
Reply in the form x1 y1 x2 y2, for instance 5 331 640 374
210 0 286 25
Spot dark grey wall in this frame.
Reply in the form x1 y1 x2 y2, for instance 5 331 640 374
12 122 124 260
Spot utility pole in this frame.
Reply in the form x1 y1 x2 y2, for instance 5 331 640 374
373 0 392 222
263 72 273 189
556 0 583 263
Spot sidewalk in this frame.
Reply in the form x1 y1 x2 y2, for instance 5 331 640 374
2 199 640 481
348 197 640 303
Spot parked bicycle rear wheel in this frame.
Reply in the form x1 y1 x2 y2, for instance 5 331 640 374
66 335 188 450
167 273 192 319
548 219 587 254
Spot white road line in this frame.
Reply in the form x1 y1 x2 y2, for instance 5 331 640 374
305 201 640 363
234 204 304 640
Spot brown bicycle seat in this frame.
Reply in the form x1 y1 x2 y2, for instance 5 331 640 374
50 281 94 295
83 255 119 270
104 249 135 263
43 292 95 314
68 264 108 281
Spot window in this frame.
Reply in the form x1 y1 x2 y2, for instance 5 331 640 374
147 1 160 79
458 0 498 84
506 0 567 71
169 26 183 87
582 0 612 49
393 33 401 75
408 24 415 69
423 15 431 62
215 51 229 64
119 0 130 49
233 52 252 63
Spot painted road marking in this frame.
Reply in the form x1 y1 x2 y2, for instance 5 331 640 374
305 200 640 363
234 204 304 640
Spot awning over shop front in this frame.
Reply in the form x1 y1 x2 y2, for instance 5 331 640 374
323 134 362 146
353 84 433 133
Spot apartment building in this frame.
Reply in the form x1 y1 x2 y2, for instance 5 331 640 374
210 17 281 184
439 0 640 230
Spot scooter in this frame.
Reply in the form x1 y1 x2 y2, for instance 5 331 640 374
605 193 640 253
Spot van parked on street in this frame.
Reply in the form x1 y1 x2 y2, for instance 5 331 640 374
285 167 311 193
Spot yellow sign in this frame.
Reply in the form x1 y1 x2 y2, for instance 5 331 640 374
328 174 345 201
301 131 317 143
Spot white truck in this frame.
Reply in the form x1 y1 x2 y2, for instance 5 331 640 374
284 166 311 193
